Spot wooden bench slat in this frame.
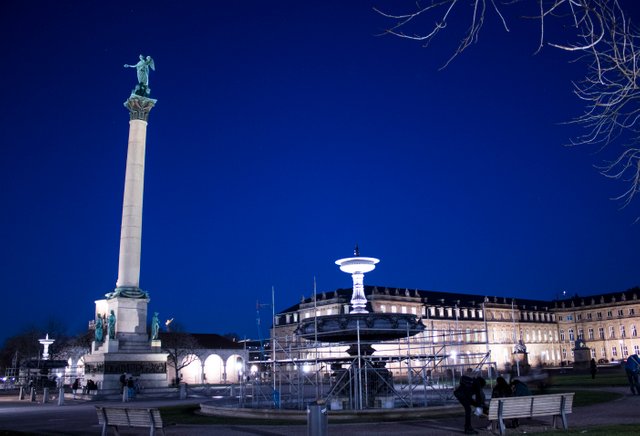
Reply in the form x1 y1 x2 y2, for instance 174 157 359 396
95 406 166 435
486 393 574 436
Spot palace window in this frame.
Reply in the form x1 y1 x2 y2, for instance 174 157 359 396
623 345 629 357
597 312 602 319
612 346 618 357
578 329 584 340
591 349 596 358
618 309 624 317
401 306 407 314
391 305 397 314
600 347 606 358
587 313 592 320
577 314 582 321
630 308 636 316
380 305 386 313
609 326 615 339
607 311 613 318
588 328 594 340
569 329 575 341
635 345 640 355
560 330 565 341
567 315 574 321
562 348 567 359
632 325 637 337
598 327 605 339
621 325 626 338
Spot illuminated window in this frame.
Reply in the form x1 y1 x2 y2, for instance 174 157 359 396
380 305 386 313
391 305 397 313
609 326 615 339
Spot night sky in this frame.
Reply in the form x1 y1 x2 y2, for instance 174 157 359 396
2 1 640 345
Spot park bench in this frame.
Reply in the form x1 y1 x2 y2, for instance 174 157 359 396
95 406 166 436
487 392 574 435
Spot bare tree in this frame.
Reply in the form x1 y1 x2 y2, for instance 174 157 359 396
377 1 640 207
159 332 200 386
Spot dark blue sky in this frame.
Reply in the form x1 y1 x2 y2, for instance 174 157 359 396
1 1 639 345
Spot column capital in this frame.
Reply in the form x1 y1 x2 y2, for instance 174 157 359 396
124 95 157 121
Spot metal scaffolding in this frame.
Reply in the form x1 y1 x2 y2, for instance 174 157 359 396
243 322 494 410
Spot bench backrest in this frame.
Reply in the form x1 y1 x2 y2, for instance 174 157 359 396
487 393 574 420
96 407 164 428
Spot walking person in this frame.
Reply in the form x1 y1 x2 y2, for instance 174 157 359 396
454 375 487 434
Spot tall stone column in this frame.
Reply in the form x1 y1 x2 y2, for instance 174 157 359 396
113 95 156 298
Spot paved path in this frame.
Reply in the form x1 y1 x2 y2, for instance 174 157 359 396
0 387 639 435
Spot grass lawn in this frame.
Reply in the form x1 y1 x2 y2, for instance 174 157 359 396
548 369 628 388
535 424 640 435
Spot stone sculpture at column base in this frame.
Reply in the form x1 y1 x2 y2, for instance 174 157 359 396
88 295 167 390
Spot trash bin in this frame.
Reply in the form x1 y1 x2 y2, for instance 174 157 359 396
307 402 328 436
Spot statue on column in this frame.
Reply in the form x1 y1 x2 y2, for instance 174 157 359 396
124 54 155 97
95 315 104 343
108 310 117 340
151 312 160 340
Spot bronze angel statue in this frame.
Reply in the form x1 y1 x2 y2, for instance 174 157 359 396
124 55 155 96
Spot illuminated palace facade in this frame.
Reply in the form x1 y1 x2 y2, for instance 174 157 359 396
271 285 640 371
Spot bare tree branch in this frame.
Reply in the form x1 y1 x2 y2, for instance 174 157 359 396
377 0 640 208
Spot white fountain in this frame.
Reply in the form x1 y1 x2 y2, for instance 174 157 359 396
38 334 55 360
335 245 379 313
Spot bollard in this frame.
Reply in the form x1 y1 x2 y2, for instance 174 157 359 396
30 387 36 402
122 388 128 402
18 386 25 400
43 387 49 403
307 402 328 436
58 387 65 406
179 383 187 400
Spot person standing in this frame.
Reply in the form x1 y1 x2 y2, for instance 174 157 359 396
119 373 127 394
72 378 80 399
454 375 487 435
590 358 598 379
625 354 640 395
127 377 135 400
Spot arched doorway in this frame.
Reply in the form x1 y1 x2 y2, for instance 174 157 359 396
225 354 244 383
179 354 202 384
203 354 224 383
